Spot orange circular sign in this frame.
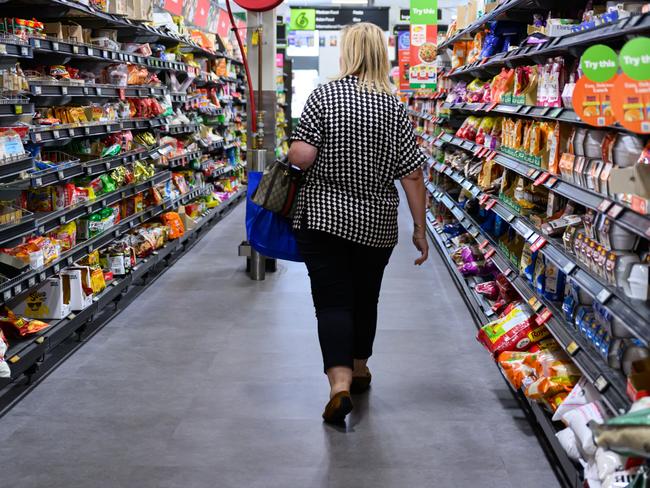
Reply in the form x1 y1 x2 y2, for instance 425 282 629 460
611 73 650 134
572 76 616 127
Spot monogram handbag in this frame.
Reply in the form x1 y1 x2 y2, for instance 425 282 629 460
251 157 304 218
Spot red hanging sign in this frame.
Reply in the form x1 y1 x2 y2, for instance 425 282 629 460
193 0 210 28
233 0 283 11
164 0 183 16
217 8 231 40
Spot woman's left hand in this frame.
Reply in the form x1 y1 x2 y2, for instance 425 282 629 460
412 234 429 266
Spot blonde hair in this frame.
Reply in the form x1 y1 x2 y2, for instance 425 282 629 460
337 22 393 95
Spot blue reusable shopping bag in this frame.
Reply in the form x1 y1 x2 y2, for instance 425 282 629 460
246 171 304 262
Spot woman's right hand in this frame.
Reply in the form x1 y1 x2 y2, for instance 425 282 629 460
413 234 429 266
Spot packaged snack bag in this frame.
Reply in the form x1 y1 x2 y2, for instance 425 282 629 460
161 212 185 240
477 303 549 355
498 350 536 389
0 307 49 338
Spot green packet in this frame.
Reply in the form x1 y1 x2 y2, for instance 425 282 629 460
592 408 650 458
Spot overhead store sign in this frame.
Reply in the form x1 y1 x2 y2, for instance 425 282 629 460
409 0 438 89
290 8 316 30
289 7 390 31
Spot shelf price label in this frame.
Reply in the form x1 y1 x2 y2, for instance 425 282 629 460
486 150 497 161
535 308 553 326
478 194 490 206
479 239 490 250
484 248 496 259
530 236 547 253
607 204 624 219
566 341 580 356
528 296 543 313
485 199 497 210
533 172 550 186
485 102 498 112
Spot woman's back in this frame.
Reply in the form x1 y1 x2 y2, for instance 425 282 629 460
293 76 424 248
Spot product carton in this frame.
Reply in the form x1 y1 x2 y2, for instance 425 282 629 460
609 164 650 214
61 267 94 311
14 277 71 320
106 0 129 15
128 0 153 21
456 6 468 30
65 24 84 43
44 22 64 39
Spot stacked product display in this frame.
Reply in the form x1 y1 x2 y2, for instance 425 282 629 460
410 2 650 487
0 1 247 406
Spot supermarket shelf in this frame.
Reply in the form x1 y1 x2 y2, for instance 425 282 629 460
0 35 31 60
446 13 650 78
28 81 166 99
211 163 244 179
203 140 225 152
0 98 34 118
28 37 195 74
0 189 245 405
83 147 155 176
0 171 171 302
166 150 203 170
0 154 34 183
29 116 168 144
430 153 650 350
426 207 582 487
437 133 650 240
162 122 198 135
5 0 217 58
441 102 630 132
427 181 631 414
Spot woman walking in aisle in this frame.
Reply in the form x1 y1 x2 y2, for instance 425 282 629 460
288 22 430 424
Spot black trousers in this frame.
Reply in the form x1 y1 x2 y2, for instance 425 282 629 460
296 229 394 372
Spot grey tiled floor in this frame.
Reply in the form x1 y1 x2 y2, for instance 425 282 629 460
2 197 561 488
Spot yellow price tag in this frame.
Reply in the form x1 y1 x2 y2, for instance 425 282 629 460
14 104 22 115
8 355 20 364
252 30 260 46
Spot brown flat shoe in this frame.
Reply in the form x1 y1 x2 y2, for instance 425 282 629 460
351 371 372 395
322 391 353 424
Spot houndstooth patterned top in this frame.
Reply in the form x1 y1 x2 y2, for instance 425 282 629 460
290 75 428 248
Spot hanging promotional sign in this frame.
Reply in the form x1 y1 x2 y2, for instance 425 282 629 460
163 0 184 16
216 8 231 40
398 30 411 92
573 44 618 127
290 8 316 30
193 0 211 28
611 37 650 134
409 0 438 89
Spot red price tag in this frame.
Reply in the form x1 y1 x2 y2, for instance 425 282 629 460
530 236 547 253
480 58 489 65
479 194 490 205
503 268 513 277
486 150 497 161
479 240 490 250
486 102 498 112
480 147 491 158
484 248 496 259
598 199 613 212
119 88 126 100
545 176 558 188
533 172 551 186
485 199 497 210
535 308 553 326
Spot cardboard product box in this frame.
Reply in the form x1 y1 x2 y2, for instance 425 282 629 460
485 1 499 14
456 6 468 30
64 24 84 44
61 267 94 311
44 22 64 39
14 277 71 320
128 0 153 22
92 29 118 42
83 28 93 44
106 0 129 15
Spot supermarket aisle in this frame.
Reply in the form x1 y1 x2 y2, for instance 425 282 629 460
0 197 560 488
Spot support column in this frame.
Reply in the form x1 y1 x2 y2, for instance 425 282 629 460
245 9 277 281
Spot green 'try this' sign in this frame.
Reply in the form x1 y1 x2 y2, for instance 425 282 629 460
410 0 438 25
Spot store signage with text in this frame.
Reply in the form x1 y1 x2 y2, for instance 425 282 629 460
289 7 389 31
574 39 650 134
409 0 438 89
398 30 411 92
